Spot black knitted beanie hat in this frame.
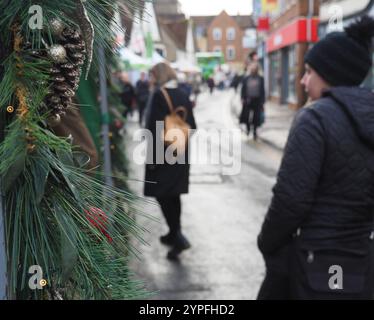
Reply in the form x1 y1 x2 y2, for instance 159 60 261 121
304 15 374 86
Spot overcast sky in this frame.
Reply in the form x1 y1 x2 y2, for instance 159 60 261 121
178 0 253 16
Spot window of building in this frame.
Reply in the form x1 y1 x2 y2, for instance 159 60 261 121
213 28 222 41
195 26 205 38
226 46 236 60
243 28 257 49
213 46 222 53
226 27 235 41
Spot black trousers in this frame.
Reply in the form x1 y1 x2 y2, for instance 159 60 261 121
240 99 261 136
156 196 181 235
137 100 147 125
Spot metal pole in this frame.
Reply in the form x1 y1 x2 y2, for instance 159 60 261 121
307 0 314 44
0 106 8 299
0 180 8 300
98 44 114 188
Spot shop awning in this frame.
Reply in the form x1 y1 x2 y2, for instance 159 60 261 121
266 18 319 53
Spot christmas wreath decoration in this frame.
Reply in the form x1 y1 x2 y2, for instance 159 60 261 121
0 0 149 300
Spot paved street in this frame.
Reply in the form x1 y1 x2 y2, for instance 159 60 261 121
126 88 285 300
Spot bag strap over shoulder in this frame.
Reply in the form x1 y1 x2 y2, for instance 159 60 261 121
160 87 174 114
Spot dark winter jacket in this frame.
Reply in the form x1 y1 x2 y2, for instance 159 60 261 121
144 86 197 197
121 82 135 108
258 87 374 255
135 79 150 106
241 74 265 107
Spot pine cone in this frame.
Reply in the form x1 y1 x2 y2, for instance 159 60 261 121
43 27 86 120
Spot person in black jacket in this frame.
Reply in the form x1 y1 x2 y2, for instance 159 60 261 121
135 72 150 126
120 72 135 119
257 16 374 299
207 77 215 94
240 63 265 140
144 62 197 260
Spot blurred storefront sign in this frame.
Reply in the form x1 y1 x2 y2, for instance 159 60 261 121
253 0 263 18
266 18 319 53
261 0 279 15
243 29 257 48
257 17 270 31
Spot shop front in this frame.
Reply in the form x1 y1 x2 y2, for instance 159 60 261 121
266 17 319 109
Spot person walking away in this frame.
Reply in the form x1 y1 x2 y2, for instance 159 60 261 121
135 72 150 126
240 63 265 140
120 72 135 119
207 76 215 94
230 73 243 93
144 62 197 260
177 72 193 98
191 74 202 107
257 16 374 300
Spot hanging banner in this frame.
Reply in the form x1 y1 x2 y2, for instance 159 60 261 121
257 17 270 31
253 0 263 19
261 0 279 15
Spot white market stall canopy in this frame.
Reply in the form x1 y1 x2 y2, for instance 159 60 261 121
151 51 166 64
119 48 167 70
171 59 201 73
119 47 150 69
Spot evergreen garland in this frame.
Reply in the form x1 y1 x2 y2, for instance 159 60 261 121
0 0 150 300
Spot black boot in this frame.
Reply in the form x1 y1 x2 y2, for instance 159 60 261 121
167 232 191 260
160 233 175 246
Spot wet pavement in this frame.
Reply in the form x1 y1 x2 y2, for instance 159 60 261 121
126 88 284 300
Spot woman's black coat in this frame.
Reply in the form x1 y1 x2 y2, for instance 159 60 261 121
257 87 374 298
144 87 197 198
240 74 265 107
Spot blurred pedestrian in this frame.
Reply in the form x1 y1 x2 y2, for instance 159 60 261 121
135 72 150 126
191 74 202 107
240 62 265 140
207 76 215 94
230 72 243 93
177 72 193 98
119 72 135 119
257 16 374 300
214 68 226 90
144 62 197 260
249 51 258 63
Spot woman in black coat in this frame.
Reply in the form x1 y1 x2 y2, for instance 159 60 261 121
144 62 197 260
240 63 265 140
257 17 374 299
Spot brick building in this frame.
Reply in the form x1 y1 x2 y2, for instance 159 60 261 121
192 11 256 71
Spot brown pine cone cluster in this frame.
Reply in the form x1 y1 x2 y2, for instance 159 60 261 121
45 28 86 118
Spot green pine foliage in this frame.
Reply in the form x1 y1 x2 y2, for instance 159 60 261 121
0 0 152 299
